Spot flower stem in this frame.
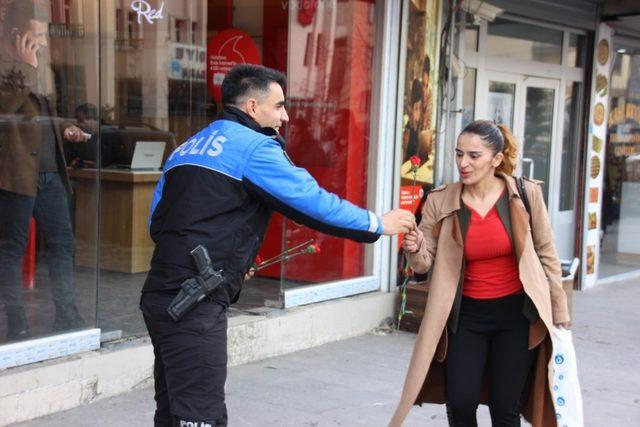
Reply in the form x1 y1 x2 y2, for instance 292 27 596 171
397 170 419 330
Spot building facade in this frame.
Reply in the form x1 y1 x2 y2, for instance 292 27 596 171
446 1 640 290
0 0 410 370
1 0 640 422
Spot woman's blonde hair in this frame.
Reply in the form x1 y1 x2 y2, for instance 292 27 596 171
460 120 519 175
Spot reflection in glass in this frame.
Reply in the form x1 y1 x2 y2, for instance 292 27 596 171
523 87 555 203
601 53 640 278
0 0 98 344
276 1 377 289
0 0 382 343
560 82 582 211
97 1 201 338
462 68 476 127
92 1 378 323
488 81 515 130
487 18 562 64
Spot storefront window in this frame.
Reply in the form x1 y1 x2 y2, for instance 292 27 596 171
264 0 379 300
601 52 640 278
487 18 563 64
0 0 99 344
97 0 382 329
1 0 384 344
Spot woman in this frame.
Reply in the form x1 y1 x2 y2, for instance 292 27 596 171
390 120 570 427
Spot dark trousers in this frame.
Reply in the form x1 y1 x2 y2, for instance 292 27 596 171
141 291 228 427
0 173 75 311
445 294 536 427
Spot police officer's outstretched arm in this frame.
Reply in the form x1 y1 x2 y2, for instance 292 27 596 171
242 139 415 241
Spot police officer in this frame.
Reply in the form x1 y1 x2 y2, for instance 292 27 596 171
140 64 415 426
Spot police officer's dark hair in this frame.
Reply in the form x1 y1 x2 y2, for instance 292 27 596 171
410 78 423 105
221 64 287 106
460 120 518 175
2 0 50 38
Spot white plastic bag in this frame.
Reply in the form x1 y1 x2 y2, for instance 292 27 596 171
549 326 584 427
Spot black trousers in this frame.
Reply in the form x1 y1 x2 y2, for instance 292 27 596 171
141 291 228 427
445 293 536 427
0 173 75 310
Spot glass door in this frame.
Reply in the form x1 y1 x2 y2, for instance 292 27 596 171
484 73 559 203
520 77 560 205
482 73 567 252
521 77 580 260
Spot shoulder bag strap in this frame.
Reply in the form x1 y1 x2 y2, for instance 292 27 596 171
516 176 533 231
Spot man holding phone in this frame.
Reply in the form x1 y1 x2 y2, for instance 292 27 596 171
0 0 87 341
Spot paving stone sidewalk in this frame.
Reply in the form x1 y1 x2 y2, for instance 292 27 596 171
15 280 640 426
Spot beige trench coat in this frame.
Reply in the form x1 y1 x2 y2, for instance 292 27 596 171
389 173 570 427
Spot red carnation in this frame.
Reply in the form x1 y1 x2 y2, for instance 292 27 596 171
410 155 421 167
307 244 321 254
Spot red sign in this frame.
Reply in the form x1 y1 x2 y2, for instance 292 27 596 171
398 185 424 250
207 29 261 100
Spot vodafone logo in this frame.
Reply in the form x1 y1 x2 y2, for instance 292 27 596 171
207 29 261 100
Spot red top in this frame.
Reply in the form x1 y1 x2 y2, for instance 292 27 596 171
463 202 523 299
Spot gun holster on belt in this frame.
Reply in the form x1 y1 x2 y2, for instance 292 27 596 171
167 245 225 322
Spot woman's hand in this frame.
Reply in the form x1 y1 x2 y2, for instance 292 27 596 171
402 228 423 253
554 321 571 330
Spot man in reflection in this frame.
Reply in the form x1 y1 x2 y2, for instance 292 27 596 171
420 54 433 134
419 54 434 162
141 64 415 426
402 78 423 163
0 0 87 341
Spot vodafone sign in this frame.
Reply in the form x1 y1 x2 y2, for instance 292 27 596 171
207 29 261 100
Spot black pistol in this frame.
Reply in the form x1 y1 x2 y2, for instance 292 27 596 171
167 245 224 321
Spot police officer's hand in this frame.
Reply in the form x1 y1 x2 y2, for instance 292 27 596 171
244 267 256 281
402 228 423 253
381 209 416 235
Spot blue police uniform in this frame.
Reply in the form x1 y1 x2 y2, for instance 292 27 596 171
140 106 383 426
